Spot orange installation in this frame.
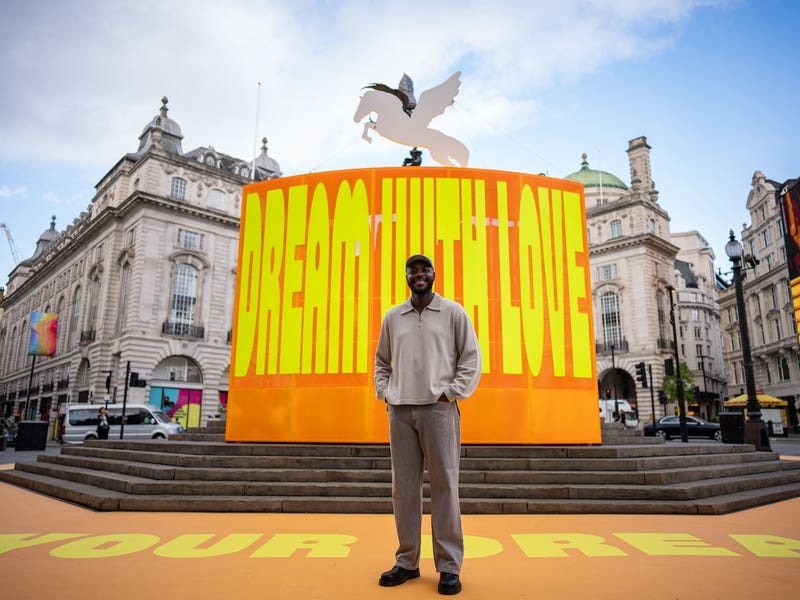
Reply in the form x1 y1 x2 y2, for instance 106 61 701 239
227 167 599 444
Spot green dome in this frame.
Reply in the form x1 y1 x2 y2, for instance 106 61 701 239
565 154 628 190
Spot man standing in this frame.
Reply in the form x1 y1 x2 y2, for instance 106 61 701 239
374 254 482 596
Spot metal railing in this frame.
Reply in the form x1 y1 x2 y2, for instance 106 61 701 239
161 321 205 339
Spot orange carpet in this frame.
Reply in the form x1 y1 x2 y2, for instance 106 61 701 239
1 480 798 600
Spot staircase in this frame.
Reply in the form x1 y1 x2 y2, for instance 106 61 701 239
2 421 799 515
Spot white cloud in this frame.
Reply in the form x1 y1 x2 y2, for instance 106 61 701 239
0 185 27 199
0 0 722 175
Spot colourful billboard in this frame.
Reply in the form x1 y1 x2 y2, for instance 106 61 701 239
227 167 599 444
780 178 800 344
28 311 58 357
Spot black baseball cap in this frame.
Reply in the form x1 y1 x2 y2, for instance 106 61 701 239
405 254 433 269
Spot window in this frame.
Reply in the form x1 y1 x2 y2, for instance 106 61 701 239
610 220 623 239
773 318 782 340
600 292 621 347
693 326 701 339
68 287 82 349
177 229 205 251
649 218 656 233
16 322 27 369
87 275 101 331
56 296 66 352
769 286 779 309
779 357 790 381
598 264 617 280
171 177 187 200
656 290 668 343
126 227 136 247
729 332 739 352
116 263 130 335
761 228 771 248
209 188 225 210
691 309 700 321
95 244 104 262
170 263 199 328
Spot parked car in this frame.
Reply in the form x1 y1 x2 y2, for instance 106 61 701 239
644 415 722 441
1 419 17 448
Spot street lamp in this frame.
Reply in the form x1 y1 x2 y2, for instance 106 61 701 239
724 230 770 451
665 284 689 442
697 352 710 419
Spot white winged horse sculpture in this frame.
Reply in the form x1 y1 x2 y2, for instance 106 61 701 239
354 71 469 167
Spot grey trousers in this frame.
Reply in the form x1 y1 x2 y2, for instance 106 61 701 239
388 401 463 575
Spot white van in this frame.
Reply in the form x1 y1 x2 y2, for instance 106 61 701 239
61 403 184 444
598 399 639 428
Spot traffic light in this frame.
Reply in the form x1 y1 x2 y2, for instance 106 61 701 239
664 358 675 376
104 374 111 392
658 390 667 405
129 372 147 387
635 362 648 388
605 387 612 399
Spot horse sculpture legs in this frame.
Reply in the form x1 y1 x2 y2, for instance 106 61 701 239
361 121 376 143
425 131 469 167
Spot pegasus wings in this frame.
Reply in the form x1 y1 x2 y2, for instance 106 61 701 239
412 71 462 126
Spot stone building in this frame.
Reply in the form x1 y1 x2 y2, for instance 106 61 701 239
0 98 281 433
718 171 800 429
567 136 726 421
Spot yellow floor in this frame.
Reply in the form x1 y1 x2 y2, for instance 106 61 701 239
1 480 798 599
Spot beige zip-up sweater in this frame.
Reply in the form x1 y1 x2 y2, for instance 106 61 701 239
374 293 482 405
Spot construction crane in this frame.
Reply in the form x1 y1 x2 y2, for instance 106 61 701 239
0 223 21 265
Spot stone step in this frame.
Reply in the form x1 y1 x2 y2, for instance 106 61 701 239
3 467 800 516
35 447 792 484
3 438 800 515
10 450 800 501
29 454 800 486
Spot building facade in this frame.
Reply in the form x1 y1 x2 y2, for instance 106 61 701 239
0 98 281 434
568 136 726 422
718 171 800 429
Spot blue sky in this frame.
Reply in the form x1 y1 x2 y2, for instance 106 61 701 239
1 0 798 284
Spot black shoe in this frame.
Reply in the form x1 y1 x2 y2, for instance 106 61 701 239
438 572 462 595
379 565 420 587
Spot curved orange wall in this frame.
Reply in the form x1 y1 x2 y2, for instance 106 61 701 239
227 167 599 444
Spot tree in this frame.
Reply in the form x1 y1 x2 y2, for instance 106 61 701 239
660 361 696 405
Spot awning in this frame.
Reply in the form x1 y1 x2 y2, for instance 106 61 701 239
725 393 788 408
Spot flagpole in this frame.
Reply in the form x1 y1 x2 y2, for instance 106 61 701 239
251 81 262 179
24 355 36 420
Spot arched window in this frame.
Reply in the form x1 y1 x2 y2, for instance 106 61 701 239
116 262 131 335
68 286 83 349
17 319 28 369
87 273 101 333
600 291 621 347
170 263 199 330
7 325 18 373
56 296 66 353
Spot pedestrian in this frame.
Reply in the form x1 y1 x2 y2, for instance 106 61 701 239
374 254 482 596
97 407 110 440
